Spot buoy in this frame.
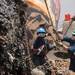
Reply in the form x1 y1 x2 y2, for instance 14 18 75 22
65 14 71 21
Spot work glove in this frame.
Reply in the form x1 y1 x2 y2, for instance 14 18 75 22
53 29 58 35
71 16 75 21
55 41 63 47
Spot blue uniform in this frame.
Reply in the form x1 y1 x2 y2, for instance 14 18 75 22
62 36 75 72
32 36 55 67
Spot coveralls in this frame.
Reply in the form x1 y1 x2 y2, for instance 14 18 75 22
32 35 55 67
62 36 75 72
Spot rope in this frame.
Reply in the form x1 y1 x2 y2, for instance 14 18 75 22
44 0 56 41
64 20 73 36
44 0 53 28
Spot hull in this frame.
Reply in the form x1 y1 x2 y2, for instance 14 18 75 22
23 0 60 45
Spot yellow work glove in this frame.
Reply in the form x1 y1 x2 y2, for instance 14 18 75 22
53 29 58 35
56 41 63 47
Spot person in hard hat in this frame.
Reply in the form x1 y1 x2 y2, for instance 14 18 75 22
54 29 75 72
31 28 56 67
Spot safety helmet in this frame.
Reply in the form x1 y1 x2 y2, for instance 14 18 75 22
37 28 46 34
72 30 75 35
